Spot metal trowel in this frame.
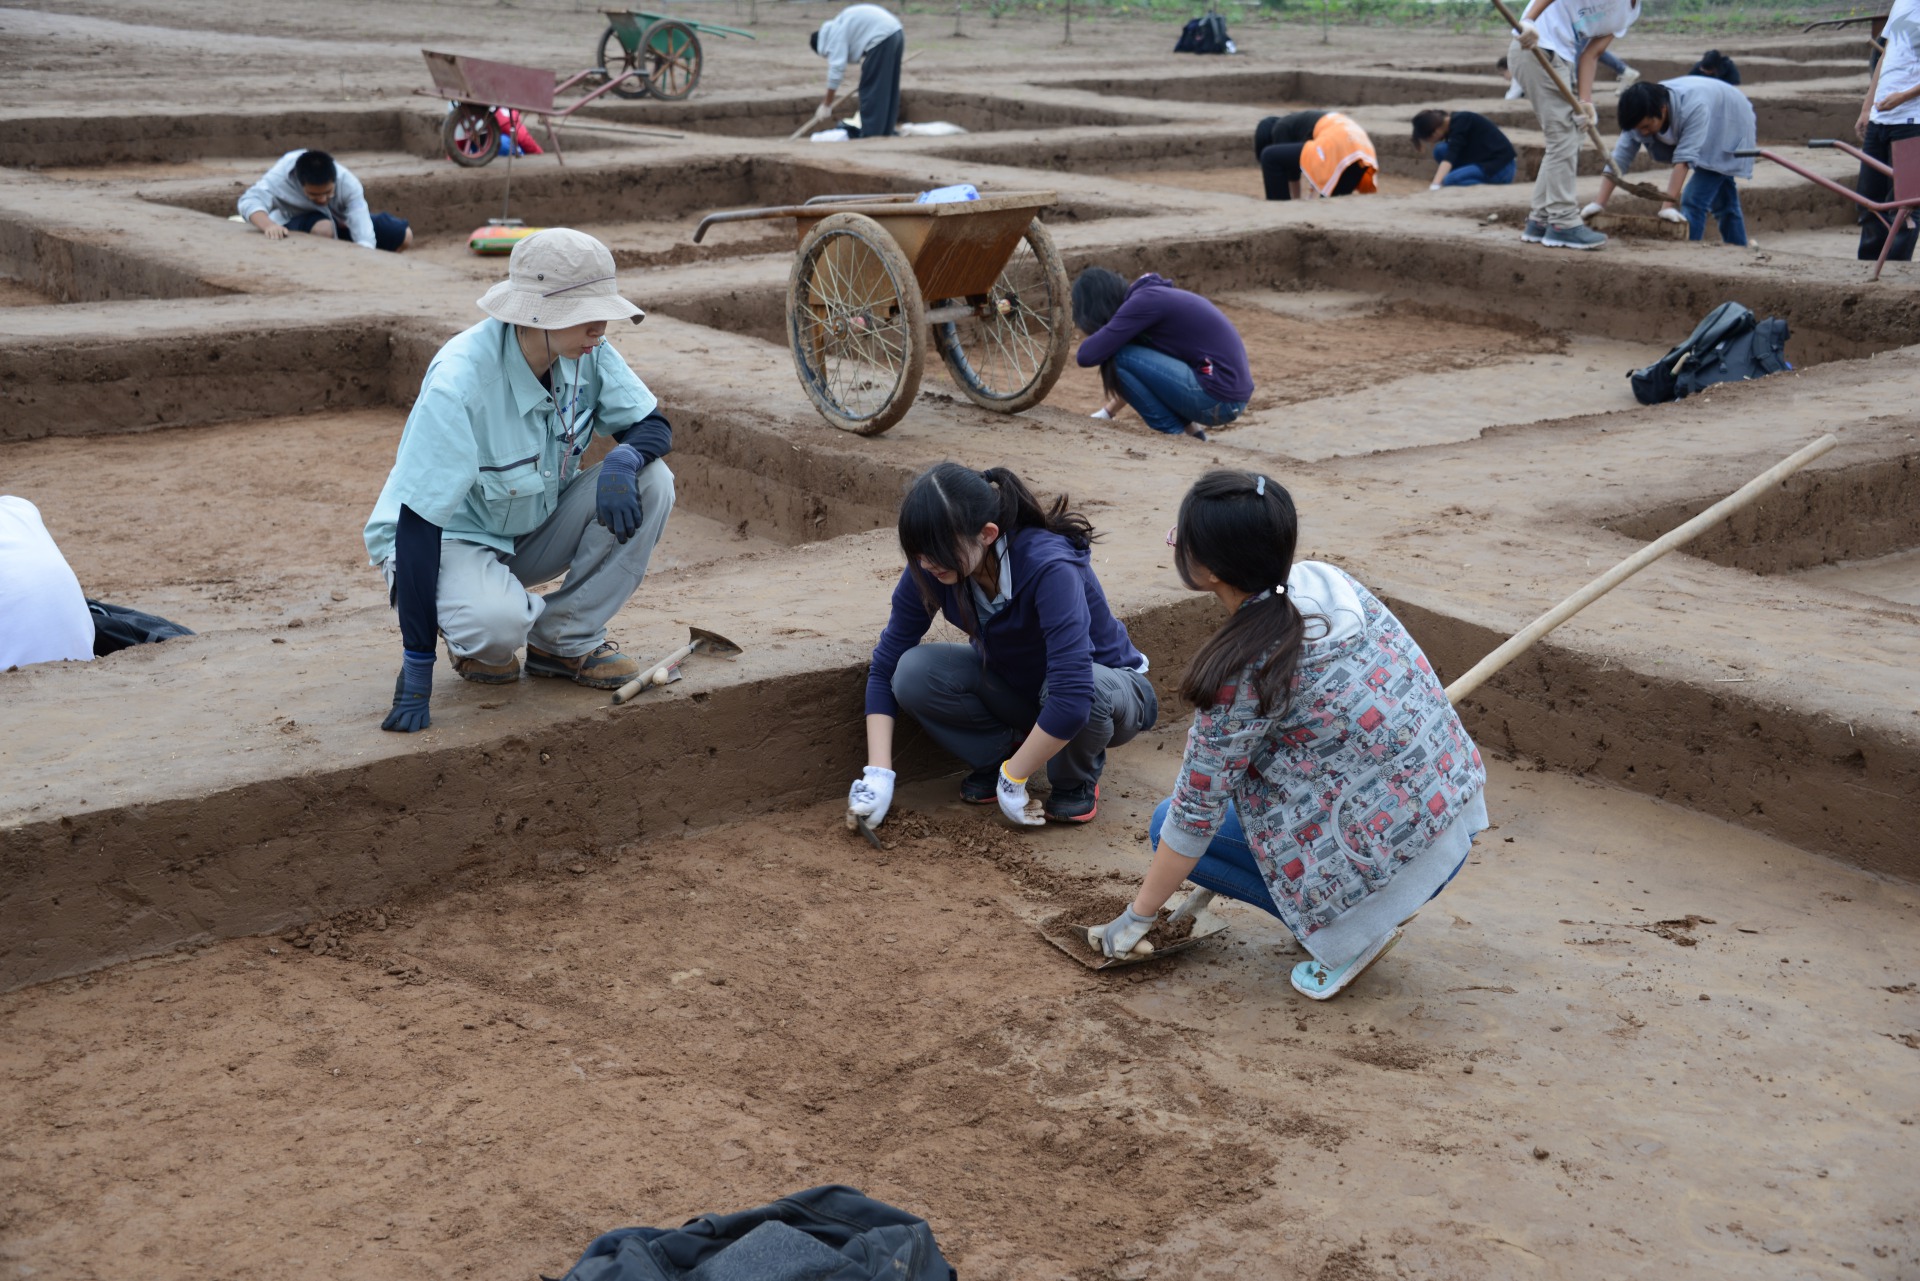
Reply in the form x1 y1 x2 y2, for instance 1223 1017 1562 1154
1039 889 1229 971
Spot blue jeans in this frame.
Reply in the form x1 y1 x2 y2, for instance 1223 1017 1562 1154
1148 796 1470 921
1109 342 1246 436
1680 169 1747 245
1432 142 1516 186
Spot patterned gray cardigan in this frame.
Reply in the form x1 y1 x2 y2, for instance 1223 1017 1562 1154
1158 564 1487 947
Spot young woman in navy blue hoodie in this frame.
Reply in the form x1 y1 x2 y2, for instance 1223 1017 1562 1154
846 463 1157 830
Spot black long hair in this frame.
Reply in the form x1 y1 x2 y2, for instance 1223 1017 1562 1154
1173 470 1309 715
1071 266 1129 402
898 462 1095 614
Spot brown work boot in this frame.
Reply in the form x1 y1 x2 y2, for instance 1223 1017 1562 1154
525 641 640 690
449 647 521 684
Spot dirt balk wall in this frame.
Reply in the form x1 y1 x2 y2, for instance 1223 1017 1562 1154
0 109 440 170
0 597 1224 993
1387 594 1920 884
0 325 398 443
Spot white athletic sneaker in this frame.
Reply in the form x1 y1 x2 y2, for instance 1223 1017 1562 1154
1618 65 1642 90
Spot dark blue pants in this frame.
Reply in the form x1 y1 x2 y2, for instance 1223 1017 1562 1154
1680 169 1747 245
283 209 410 251
1148 796 1470 921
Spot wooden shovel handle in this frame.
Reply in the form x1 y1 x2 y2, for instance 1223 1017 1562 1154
1445 435 1838 705
1486 0 1669 203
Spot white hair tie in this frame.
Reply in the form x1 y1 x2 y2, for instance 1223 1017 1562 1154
1255 475 1266 496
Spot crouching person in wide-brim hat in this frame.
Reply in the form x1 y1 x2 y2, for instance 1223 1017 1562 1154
365 228 676 732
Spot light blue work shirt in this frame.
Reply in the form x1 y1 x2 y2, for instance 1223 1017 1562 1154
363 318 657 564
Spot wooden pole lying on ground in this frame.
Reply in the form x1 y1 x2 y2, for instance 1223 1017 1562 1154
1444 434 1839 704
1486 0 1670 203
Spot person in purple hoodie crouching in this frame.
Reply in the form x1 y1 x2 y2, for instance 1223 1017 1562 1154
845 463 1158 831
1071 268 1254 441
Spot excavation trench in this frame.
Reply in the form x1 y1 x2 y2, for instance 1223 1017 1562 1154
0 217 239 305
583 88 1168 137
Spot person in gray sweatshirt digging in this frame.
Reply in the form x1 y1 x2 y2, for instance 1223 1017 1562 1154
1583 76 1757 246
809 4 905 138
237 149 412 251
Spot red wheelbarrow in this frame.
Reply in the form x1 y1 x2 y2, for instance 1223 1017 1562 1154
419 49 682 167
1736 137 1920 280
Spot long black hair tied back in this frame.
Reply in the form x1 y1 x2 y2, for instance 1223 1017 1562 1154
1173 469 1310 715
896 462 1096 608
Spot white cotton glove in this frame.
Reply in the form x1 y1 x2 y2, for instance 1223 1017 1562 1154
995 763 1045 827
847 766 896 829
1578 99 1598 127
1428 182 1442 190
1088 905 1156 959
1516 19 1540 49
1090 407 1112 420
1580 201 1606 219
1658 207 1687 224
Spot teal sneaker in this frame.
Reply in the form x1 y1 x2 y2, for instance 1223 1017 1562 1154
1290 927 1404 1001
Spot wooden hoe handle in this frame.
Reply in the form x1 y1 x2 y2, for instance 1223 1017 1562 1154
1444 434 1839 705
1485 0 1670 203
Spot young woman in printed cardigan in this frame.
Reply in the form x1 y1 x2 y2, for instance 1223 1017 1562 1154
847 463 1158 831
1092 471 1489 999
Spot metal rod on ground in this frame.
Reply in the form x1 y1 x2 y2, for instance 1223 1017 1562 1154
1444 434 1839 705
1485 0 1669 203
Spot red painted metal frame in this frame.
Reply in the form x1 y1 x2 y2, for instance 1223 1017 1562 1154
1741 138 1920 281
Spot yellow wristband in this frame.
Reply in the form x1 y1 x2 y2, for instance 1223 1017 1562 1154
999 763 1029 786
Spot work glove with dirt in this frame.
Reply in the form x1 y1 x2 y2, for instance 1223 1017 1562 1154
1657 207 1687 224
381 649 435 733
1516 18 1540 49
996 763 1046 827
1580 200 1606 219
847 766 896 828
1577 99 1598 127
594 444 646 544
1090 904 1156 958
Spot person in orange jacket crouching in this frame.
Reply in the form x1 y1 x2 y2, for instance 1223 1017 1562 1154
1252 111 1379 202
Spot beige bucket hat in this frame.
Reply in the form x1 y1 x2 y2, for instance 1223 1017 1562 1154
476 228 644 328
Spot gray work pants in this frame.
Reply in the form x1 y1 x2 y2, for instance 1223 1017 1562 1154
891 642 1158 788
389 459 674 664
1510 38 1584 228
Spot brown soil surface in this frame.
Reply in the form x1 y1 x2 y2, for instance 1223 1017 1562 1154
5 749 1918 1277
4 5 1920 1278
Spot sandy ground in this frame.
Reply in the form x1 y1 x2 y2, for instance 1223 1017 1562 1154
3 739 1916 1280
4 2 1919 1277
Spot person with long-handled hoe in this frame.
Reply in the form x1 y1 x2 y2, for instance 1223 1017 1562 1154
1507 0 1644 249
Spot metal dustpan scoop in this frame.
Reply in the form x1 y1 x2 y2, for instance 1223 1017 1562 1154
1039 889 1230 971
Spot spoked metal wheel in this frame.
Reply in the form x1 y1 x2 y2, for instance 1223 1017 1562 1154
932 217 1071 414
597 24 652 99
787 212 926 435
442 103 501 167
643 19 703 101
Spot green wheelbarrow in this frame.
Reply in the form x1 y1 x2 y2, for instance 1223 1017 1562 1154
596 9 756 102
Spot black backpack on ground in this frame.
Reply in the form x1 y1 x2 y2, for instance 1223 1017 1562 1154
555 1186 956 1281
1628 301 1791 405
1175 10 1230 54
87 599 194 656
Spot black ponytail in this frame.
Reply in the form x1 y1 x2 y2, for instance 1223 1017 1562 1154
1071 266 1129 404
1174 470 1310 715
898 462 1095 612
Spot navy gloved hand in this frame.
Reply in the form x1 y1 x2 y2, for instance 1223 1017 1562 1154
595 443 645 544
381 649 434 733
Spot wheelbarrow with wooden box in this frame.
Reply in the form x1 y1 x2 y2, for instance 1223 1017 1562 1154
692 191 1073 435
